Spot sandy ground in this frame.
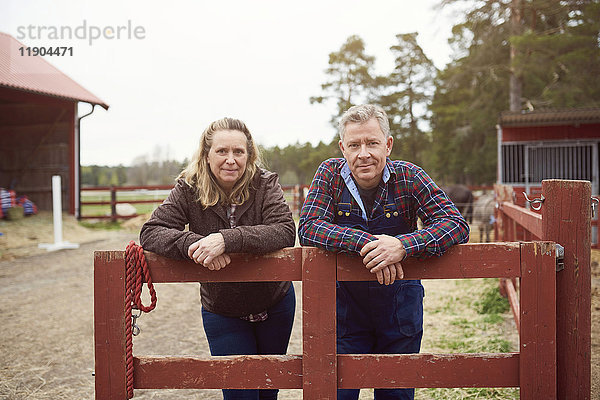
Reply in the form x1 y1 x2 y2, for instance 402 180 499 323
0 215 598 399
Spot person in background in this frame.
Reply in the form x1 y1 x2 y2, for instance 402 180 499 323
298 104 469 400
141 117 296 400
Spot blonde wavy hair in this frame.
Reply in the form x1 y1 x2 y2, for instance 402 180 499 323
178 117 262 208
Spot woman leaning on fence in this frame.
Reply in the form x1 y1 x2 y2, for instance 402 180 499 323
140 117 296 400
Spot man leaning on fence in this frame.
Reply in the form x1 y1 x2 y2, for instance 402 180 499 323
298 104 470 400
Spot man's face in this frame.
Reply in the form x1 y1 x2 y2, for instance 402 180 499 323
339 117 393 189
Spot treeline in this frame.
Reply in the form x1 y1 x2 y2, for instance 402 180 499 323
82 158 187 187
309 0 600 184
81 144 332 187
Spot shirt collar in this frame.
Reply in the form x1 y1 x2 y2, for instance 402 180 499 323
340 159 392 184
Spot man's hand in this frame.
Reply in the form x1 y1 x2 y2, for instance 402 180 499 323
373 262 405 285
360 234 406 271
188 233 226 266
360 235 406 285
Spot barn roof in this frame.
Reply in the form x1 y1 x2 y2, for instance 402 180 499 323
0 32 109 109
499 107 600 127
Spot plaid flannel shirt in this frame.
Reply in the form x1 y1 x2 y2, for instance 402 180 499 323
298 158 470 259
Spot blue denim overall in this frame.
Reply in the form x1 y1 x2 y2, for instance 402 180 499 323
335 180 424 400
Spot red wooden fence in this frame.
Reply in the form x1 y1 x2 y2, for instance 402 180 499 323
95 241 558 398
495 179 592 399
80 184 307 220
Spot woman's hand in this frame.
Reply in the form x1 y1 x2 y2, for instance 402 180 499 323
188 233 226 266
204 254 231 270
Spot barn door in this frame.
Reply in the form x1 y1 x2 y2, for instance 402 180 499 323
524 142 598 195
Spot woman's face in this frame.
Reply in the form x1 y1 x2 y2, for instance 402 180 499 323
207 129 249 192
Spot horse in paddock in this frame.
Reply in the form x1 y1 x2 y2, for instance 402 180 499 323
441 185 474 223
472 194 495 242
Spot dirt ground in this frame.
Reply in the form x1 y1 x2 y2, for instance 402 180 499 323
0 215 598 399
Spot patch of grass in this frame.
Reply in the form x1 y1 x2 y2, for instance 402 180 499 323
475 284 510 314
417 387 520 399
483 313 505 324
418 278 518 400
80 203 157 217
79 220 122 230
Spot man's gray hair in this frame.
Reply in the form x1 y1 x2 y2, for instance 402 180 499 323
338 104 390 140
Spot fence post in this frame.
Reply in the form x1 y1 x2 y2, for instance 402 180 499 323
94 251 128 399
302 248 337 398
519 242 556 399
110 186 117 222
541 179 591 399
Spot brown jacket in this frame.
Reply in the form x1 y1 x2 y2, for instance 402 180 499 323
140 169 295 317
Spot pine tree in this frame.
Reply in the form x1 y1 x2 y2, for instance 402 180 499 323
310 35 377 130
378 32 437 166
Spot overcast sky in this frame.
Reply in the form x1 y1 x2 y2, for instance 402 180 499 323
1 0 463 166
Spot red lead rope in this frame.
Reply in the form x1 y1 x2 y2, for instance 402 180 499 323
124 241 157 398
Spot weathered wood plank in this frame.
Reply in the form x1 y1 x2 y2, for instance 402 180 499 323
502 278 521 335
519 242 557 399
338 353 519 388
94 251 128 399
94 247 303 283
337 243 521 281
302 247 337 398
133 356 302 389
542 179 591 399
500 202 543 239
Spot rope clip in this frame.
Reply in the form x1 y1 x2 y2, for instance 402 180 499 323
132 308 142 336
523 192 545 211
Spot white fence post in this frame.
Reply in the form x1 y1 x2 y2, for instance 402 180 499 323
39 175 79 251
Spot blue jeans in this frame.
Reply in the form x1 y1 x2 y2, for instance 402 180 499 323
201 285 296 400
337 281 424 400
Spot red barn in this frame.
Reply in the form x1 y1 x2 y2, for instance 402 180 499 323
498 108 600 195
497 107 600 243
0 32 108 216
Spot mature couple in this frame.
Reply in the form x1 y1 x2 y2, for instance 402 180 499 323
140 104 470 400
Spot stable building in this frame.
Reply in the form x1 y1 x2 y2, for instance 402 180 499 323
497 108 600 196
497 107 600 245
0 32 108 215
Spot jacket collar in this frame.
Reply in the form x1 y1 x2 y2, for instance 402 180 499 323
208 171 259 224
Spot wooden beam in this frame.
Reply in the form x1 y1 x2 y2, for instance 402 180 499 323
133 355 302 389
542 180 591 399
94 251 128 399
338 353 519 388
337 242 521 281
500 202 542 238
519 242 557 399
302 247 337 398
95 248 303 283
502 278 520 335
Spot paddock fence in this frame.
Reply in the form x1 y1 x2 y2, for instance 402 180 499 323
495 179 592 399
80 184 308 221
96 241 560 399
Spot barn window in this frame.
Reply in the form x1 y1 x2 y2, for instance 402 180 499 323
501 141 599 194
501 144 525 183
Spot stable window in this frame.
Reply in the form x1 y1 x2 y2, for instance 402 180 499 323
500 141 599 194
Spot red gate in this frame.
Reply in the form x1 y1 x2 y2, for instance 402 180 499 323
495 179 592 399
95 241 559 398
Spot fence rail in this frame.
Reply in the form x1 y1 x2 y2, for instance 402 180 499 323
495 179 592 399
95 242 558 398
80 184 308 220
